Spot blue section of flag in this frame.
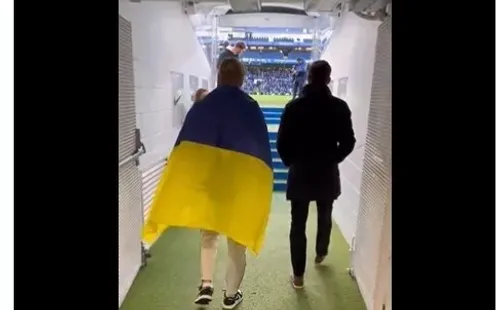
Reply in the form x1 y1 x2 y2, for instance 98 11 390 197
175 86 272 169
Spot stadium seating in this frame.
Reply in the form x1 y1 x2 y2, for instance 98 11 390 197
230 36 269 42
243 51 311 61
243 51 285 59
288 51 311 60
243 65 295 95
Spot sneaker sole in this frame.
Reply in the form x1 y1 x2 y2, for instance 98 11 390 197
290 275 304 289
222 298 243 310
194 295 213 305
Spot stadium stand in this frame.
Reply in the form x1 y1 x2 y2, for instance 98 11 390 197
241 47 311 96
273 37 294 42
243 65 293 95
201 30 314 102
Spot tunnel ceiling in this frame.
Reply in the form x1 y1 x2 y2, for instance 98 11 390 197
177 0 391 14
228 0 262 13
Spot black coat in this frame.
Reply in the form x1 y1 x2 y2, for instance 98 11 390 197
216 48 237 69
277 84 356 202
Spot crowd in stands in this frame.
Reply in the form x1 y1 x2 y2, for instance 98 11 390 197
212 36 315 96
224 36 304 44
243 65 294 96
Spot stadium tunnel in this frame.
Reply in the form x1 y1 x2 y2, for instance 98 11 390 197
119 0 391 309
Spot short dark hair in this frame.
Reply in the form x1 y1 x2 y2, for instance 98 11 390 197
234 41 247 50
308 60 331 85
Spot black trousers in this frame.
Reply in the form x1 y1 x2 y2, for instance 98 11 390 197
290 200 334 277
292 78 306 99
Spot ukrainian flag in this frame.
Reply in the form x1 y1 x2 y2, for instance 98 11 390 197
143 86 273 254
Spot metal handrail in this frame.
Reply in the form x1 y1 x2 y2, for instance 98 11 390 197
142 159 167 216
140 156 167 266
119 147 145 168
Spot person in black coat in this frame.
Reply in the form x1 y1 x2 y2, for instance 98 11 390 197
216 41 246 70
276 60 356 289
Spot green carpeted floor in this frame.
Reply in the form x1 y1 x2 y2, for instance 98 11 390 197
121 194 366 310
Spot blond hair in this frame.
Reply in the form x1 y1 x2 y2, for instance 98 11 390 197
192 88 208 102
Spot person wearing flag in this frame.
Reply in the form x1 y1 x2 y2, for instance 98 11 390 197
143 58 273 309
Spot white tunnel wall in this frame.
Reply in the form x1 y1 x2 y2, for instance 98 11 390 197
321 13 380 242
119 1 212 171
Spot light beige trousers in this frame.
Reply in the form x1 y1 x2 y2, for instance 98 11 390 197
200 230 246 296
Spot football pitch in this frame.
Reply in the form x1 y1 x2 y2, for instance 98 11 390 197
251 95 291 107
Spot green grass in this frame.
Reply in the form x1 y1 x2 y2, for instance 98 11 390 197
251 95 291 106
121 194 366 310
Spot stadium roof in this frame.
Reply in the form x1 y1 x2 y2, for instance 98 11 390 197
183 0 388 15
230 27 311 34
